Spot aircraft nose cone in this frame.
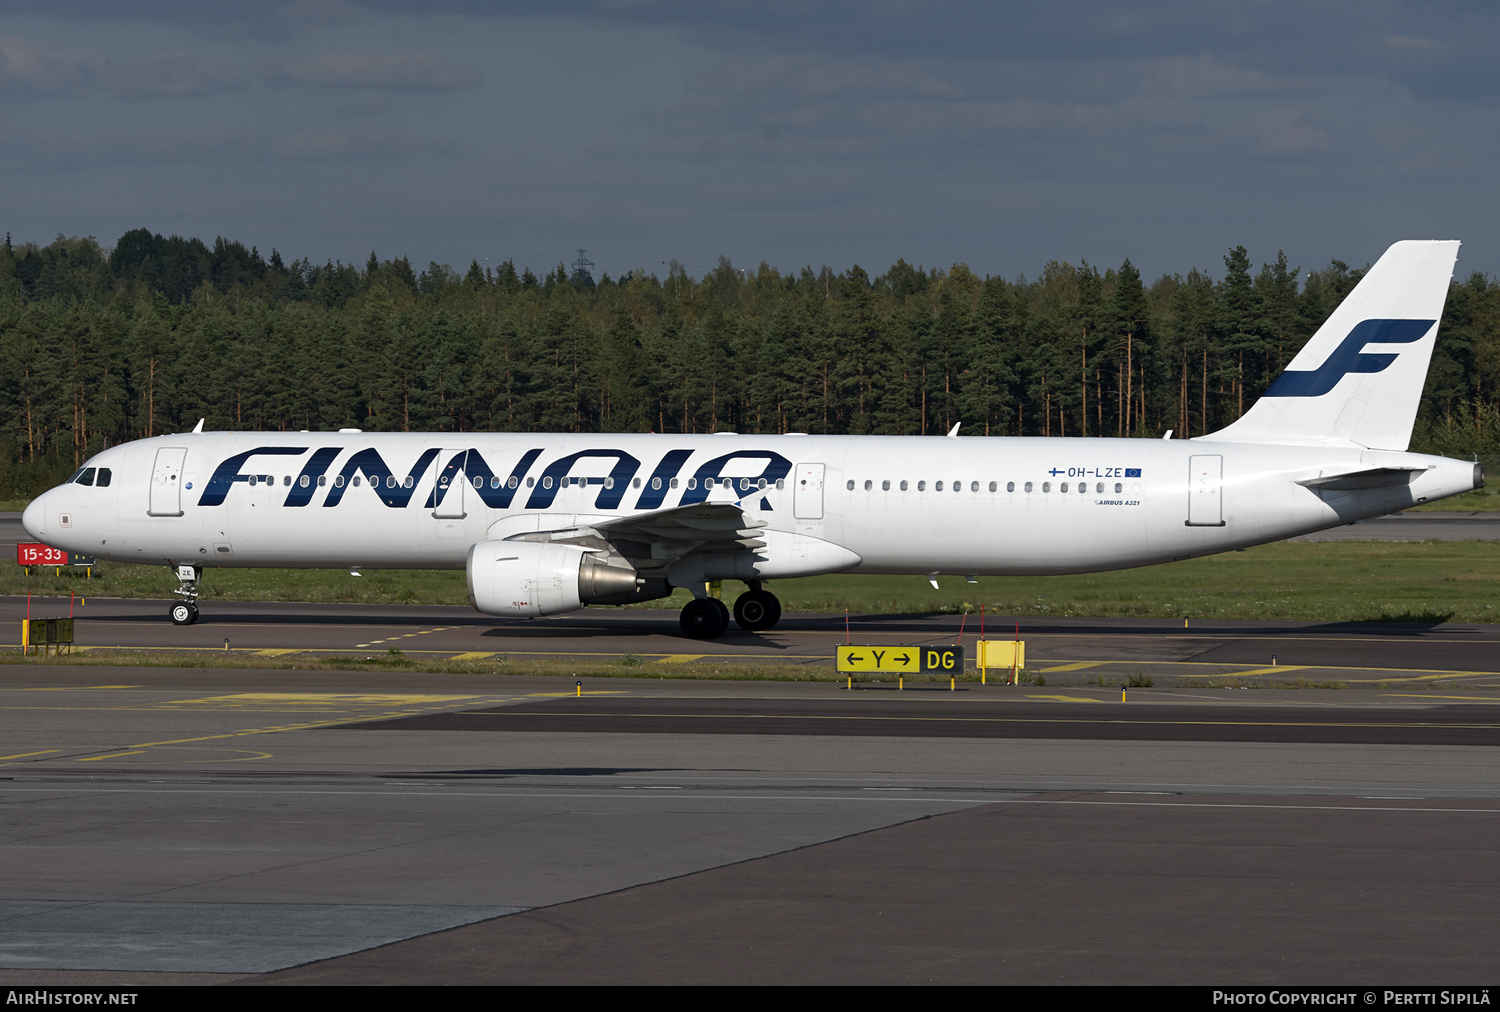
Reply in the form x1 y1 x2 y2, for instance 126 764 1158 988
22 493 47 540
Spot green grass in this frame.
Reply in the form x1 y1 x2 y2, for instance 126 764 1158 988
8 539 1500 624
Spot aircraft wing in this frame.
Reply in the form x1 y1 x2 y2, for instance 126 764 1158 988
504 502 767 572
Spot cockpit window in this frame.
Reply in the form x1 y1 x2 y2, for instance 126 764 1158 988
75 468 96 486
67 468 85 484
96 468 112 487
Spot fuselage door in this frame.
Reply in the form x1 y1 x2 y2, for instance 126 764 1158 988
1187 454 1225 527
793 462 825 520
433 448 466 519
148 447 188 517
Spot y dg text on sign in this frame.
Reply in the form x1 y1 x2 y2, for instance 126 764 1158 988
837 646 964 673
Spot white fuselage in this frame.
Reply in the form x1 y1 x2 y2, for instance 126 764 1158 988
21 432 1480 579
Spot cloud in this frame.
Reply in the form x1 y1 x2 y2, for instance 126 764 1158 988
0 36 105 97
0 36 241 98
108 53 243 98
261 51 480 91
5 125 454 168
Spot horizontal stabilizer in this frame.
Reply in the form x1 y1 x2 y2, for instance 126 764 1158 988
1295 466 1426 491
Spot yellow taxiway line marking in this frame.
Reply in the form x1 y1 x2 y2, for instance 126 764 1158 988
0 750 61 761
1026 694 1104 703
661 654 706 664
1232 665 1310 677
1039 661 1104 673
448 651 497 662
77 751 147 761
24 686 139 691
254 648 301 657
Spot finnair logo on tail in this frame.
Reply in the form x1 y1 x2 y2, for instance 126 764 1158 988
1263 319 1435 398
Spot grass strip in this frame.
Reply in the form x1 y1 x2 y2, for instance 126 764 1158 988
7 540 1500 623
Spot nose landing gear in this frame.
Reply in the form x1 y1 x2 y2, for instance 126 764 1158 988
170 564 201 625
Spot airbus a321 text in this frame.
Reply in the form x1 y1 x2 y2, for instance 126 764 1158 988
22 240 1482 638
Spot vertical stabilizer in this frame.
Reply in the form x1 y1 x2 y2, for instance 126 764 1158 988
1200 240 1459 449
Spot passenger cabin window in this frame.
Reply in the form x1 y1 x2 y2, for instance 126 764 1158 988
1006 482 1014 492
1079 483 1087 495
882 480 890 491
96 468 111 487
671 478 680 489
1024 481 1033 492
76 468 95 486
1115 482 1122 493
900 480 908 491
1043 482 1051 492
318 475 327 486
935 481 944 491
970 481 979 492
352 476 361 486
863 480 872 491
651 477 661 490
1061 482 1069 493
775 479 784 489
918 481 926 491
299 475 310 487
846 480 855 490
989 481 997 492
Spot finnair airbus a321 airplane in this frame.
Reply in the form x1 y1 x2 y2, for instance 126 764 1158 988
21 240 1482 638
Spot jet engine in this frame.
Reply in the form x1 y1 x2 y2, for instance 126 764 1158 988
466 539 668 617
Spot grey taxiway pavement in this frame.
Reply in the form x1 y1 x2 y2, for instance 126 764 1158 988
1 666 1498 985
5 594 1500 687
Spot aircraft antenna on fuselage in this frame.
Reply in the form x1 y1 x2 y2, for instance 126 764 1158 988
192 418 205 434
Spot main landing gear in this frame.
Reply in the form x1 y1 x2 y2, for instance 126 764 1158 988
679 582 782 639
170 564 200 625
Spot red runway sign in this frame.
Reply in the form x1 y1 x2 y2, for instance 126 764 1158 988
18 543 69 566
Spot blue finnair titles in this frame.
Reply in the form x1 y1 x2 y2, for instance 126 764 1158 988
19 240 1483 639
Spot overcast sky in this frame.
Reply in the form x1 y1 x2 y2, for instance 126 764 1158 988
1 1 1495 282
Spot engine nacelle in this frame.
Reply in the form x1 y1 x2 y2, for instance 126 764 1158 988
466 539 667 617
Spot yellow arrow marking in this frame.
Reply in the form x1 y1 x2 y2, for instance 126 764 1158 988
449 651 497 662
660 654 705 663
1040 661 1104 673
0 750 61 761
1026 694 1104 703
